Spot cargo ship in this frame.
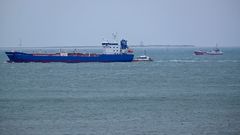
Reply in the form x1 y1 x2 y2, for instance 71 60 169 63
5 39 134 63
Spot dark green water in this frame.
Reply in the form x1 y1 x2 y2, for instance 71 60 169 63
0 47 240 135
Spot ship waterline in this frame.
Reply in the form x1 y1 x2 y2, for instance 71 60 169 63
5 52 134 63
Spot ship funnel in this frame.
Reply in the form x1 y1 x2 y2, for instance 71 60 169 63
120 39 128 49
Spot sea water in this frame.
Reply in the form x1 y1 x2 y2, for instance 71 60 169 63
0 47 240 135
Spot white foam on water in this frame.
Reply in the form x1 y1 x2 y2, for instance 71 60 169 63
156 59 239 63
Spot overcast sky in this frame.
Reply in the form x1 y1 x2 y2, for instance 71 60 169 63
0 0 239 47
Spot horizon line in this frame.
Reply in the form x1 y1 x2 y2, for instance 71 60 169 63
0 44 196 48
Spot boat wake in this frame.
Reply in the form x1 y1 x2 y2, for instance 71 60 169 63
156 60 240 63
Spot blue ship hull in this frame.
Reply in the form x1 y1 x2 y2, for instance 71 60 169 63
5 52 134 63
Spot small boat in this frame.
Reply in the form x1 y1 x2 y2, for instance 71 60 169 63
194 50 206 55
194 44 223 55
134 50 153 62
134 55 153 61
206 48 223 55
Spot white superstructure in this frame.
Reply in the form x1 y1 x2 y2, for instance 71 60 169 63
102 42 121 54
102 39 131 55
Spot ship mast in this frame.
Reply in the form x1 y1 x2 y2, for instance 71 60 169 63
112 32 118 43
19 39 22 51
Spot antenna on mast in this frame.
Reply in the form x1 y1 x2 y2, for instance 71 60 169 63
112 32 118 42
19 39 22 51
140 41 144 47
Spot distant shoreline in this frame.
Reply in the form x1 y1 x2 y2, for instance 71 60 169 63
0 44 195 49
131 45 195 47
1 45 240 49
